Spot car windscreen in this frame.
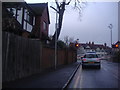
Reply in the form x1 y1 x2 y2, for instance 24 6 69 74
84 54 98 58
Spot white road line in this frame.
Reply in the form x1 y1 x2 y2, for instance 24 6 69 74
79 65 83 89
73 75 80 88
73 65 82 88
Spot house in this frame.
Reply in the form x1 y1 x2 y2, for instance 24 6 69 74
69 42 111 57
2 2 32 35
112 41 120 52
112 41 120 48
28 3 50 41
2 2 50 42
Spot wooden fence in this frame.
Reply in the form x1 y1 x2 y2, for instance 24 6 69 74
2 32 77 83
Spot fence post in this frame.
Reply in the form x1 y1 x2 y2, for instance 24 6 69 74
65 48 68 64
5 32 10 81
40 42 42 72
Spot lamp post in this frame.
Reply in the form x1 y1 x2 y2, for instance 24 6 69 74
108 24 113 47
55 5 58 69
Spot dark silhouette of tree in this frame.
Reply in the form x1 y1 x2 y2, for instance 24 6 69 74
64 35 74 46
64 35 69 46
57 40 67 48
50 0 87 45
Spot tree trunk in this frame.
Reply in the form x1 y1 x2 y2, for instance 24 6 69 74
50 2 66 46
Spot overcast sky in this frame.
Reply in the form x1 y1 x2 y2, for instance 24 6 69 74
25 0 118 47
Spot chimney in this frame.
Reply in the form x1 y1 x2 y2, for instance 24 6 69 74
92 42 94 45
89 41 91 45
104 43 107 47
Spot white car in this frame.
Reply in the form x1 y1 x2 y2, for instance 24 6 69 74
81 52 101 69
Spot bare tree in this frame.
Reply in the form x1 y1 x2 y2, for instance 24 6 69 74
50 0 87 45
69 37 74 43
64 35 75 46
64 35 69 45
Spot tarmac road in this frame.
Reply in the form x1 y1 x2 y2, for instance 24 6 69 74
67 60 120 89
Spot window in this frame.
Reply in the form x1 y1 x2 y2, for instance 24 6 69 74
24 10 33 31
43 21 47 31
7 8 16 17
84 54 98 58
26 11 33 25
28 14 33 25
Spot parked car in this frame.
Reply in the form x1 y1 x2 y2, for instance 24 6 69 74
81 52 101 69
77 55 81 60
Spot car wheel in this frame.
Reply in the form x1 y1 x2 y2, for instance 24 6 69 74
97 65 101 69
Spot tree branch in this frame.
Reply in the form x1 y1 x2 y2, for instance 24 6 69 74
65 0 72 5
77 0 81 4
74 0 77 7
55 0 60 10
76 6 82 13
50 6 59 13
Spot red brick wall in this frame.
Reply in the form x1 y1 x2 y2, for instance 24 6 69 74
34 8 49 40
40 8 49 36
35 8 49 38
35 16 41 38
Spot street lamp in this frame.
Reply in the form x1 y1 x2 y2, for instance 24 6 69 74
55 5 58 69
108 24 113 47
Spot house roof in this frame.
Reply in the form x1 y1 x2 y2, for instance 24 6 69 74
28 3 50 24
28 3 47 15
80 43 109 50
3 2 50 23
3 2 50 24
115 41 120 45
2 2 26 8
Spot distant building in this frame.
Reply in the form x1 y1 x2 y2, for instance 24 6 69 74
2 2 50 42
112 41 120 52
76 42 111 57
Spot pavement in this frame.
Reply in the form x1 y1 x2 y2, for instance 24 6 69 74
2 61 80 89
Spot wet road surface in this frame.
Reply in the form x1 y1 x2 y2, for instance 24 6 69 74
68 60 120 89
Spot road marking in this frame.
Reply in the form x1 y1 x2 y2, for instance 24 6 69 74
73 75 80 88
79 65 83 89
73 65 82 88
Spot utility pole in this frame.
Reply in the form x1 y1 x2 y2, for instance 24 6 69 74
108 24 113 47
